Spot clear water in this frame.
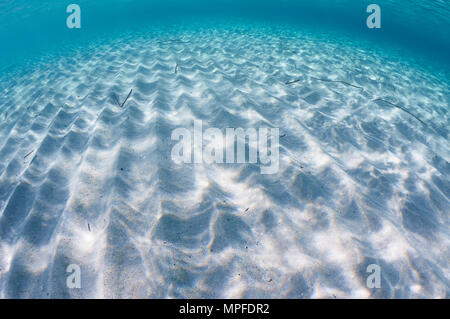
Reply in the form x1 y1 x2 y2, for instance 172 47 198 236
1 1 449 75
0 1 448 298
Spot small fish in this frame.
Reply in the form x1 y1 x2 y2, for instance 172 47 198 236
311 76 363 90
285 79 300 85
374 98 426 126
120 89 133 107
24 150 34 159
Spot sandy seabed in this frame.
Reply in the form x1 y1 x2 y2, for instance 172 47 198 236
0 26 448 298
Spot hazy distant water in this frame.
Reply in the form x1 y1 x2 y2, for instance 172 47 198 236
0 0 449 74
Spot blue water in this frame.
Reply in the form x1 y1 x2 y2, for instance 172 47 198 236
0 1 449 299
1 1 449 75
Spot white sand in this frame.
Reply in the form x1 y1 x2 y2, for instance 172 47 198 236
0 26 448 298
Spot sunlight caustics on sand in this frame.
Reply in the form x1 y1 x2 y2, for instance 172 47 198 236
0 24 449 298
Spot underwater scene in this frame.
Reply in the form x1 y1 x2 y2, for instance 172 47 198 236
0 1 449 299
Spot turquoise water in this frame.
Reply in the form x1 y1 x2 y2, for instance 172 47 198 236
0 1 449 299
1 1 449 75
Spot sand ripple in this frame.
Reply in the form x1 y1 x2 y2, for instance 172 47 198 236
0 26 448 298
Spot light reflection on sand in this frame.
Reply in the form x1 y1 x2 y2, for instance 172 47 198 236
0 25 448 298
